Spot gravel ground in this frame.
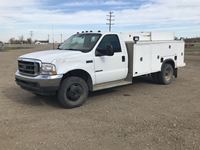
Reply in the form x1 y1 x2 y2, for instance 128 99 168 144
0 49 200 150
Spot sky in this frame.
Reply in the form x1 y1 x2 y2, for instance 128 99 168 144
0 0 200 42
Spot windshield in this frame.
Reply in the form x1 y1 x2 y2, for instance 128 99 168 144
58 33 101 52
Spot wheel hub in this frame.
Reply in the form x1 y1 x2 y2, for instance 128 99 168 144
164 67 173 81
67 84 83 101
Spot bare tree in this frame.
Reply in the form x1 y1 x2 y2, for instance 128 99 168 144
27 38 32 44
9 38 15 44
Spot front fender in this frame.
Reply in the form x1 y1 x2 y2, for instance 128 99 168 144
53 58 95 84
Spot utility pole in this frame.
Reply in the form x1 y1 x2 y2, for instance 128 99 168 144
48 34 50 43
60 33 63 43
30 31 33 44
52 25 55 49
106 11 115 32
30 31 33 39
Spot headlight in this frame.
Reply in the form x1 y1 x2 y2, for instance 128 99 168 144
41 63 57 75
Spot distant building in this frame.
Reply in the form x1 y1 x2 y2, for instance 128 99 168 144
35 40 49 45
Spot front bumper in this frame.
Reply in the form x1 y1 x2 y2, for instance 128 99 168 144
15 71 63 95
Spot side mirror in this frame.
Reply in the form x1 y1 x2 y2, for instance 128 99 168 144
96 45 114 56
133 36 140 43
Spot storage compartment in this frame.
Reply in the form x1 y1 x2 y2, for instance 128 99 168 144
132 41 185 77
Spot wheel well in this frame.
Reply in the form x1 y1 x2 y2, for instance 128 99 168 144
162 59 175 69
162 59 178 77
61 69 93 91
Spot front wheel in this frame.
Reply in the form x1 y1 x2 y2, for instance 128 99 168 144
58 77 89 108
158 63 174 85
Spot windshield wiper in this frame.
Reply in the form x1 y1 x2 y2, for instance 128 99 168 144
68 48 78 50
65 48 85 52
59 48 88 52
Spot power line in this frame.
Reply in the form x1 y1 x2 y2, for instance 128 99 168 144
106 11 115 32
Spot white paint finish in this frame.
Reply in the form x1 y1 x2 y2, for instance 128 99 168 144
174 42 185 67
133 44 152 76
94 53 127 84
20 50 96 84
93 33 128 84
120 32 151 41
120 32 175 42
151 32 175 41
20 50 82 64
52 54 96 84
133 40 185 77
17 32 185 91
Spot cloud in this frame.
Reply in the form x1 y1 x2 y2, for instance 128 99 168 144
1 0 200 25
115 0 200 25
0 0 37 8
0 0 200 42
63 1 131 7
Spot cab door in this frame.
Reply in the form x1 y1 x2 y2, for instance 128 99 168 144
94 34 127 84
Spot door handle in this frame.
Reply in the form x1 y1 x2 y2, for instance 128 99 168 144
122 56 125 62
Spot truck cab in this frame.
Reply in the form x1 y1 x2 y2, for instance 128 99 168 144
15 31 185 108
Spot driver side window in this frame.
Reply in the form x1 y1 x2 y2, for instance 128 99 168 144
96 34 121 54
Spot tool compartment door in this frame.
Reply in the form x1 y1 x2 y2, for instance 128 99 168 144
133 44 151 77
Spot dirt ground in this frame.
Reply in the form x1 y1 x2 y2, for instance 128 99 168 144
0 49 200 150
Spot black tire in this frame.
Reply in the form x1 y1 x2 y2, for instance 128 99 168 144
158 63 174 85
58 76 88 108
151 72 159 83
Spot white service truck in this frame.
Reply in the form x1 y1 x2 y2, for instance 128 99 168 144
15 32 185 108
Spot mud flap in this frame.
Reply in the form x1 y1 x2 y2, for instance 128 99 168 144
174 68 178 78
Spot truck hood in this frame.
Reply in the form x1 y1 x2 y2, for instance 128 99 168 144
19 50 84 63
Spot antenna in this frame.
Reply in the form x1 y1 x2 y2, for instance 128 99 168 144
106 11 115 32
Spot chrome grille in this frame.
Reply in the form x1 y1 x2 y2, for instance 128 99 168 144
18 60 40 76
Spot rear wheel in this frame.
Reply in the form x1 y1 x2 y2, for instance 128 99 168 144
58 76 88 108
158 63 174 85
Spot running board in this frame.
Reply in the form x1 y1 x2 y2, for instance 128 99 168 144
93 80 132 91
